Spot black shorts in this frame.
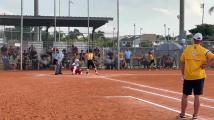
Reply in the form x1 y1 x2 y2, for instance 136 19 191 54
125 59 130 64
53 59 58 65
183 78 205 95
87 60 96 69
149 60 155 66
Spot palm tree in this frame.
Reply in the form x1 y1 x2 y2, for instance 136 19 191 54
209 6 214 15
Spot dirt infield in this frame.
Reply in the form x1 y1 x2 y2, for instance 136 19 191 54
0 70 213 120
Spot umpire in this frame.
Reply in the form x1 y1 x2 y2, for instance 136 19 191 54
53 48 64 75
177 33 214 120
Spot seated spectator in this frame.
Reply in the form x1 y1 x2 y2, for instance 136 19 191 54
141 55 149 69
1 45 10 70
40 53 51 69
9 54 17 70
79 50 85 62
164 55 173 69
105 55 115 70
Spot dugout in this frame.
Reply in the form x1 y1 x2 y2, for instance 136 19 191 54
0 15 113 49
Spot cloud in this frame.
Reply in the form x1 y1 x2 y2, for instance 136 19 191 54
0 8 13 15
186 0 203 16
152 8 172 15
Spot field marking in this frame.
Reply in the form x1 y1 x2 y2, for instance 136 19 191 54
123 86 214 110
99 75 214 102
105 96 208 120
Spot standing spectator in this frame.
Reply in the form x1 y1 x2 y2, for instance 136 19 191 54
79 50 85 62
119 51 126 69
29 48 38 70
124 49 132 69
28 45 35 53
107 50 114 60
9 54 17 70
177 33 214 120
94 47 100 57
8 46 14 57
53 48 64 75
148 51 155 69
22 50 28 70
1 45 10 70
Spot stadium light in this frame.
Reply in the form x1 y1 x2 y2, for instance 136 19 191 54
20 0 24 70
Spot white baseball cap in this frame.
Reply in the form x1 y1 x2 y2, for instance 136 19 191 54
193 33 203 41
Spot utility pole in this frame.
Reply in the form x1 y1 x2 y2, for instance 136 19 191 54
20 0 23 70
133 24 136 47
117 0 120 70
59 0 61 42
179 0 185 41
164 24 167 40
68 0 73 33
168 27 170 40
87 0 90 51
54 0 56 43
140 28 142 42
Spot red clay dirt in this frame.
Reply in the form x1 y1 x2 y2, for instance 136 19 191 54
0 70 213 120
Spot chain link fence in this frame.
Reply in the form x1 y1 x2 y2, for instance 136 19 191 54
0 28 214 71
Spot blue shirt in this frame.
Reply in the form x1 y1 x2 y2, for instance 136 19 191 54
53 51 64 62
125 50 132 59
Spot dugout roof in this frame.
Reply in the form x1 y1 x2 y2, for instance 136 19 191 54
0 15 113 29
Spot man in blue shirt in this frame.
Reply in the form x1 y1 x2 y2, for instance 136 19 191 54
53 48 64 75
124 49 132 69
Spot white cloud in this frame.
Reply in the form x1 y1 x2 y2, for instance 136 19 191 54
152 8 172 15
186 0 203 16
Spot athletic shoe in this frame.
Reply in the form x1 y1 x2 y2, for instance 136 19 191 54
176 114 187 120
192 116 197 120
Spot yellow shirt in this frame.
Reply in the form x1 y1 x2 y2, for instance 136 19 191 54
86 53 94 60
180 44 214 80
149 54 154 61
119 52 124 60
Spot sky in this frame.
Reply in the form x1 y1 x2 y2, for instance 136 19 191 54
0 0 214 36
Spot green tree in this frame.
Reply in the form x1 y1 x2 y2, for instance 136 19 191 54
189 24 214 40
209 6 214 15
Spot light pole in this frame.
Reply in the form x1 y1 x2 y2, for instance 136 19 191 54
164 24 167 40
133 24 136 47
54 0 57 43
113 27 115 47
59 0 61 42
168 27 170 40
87 0 90 51
68 0 73 33
140 28 143 43
117 0 120 70
179 0 185 42
201 3 205 25
20 0 23 70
